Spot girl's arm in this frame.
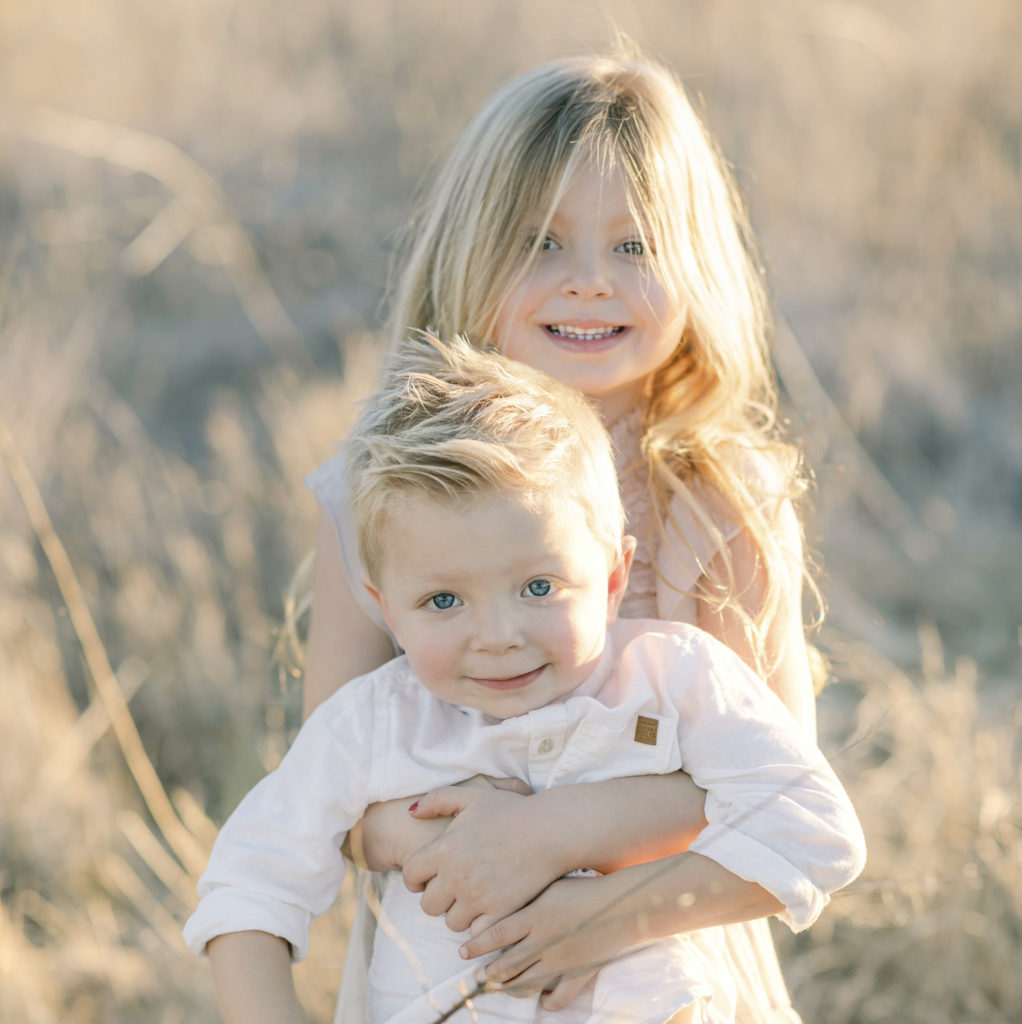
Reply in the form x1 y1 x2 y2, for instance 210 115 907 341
207 931 303 1024
693 500 817 736
402 774 707 931
459 854 782 1011
303 508 396 719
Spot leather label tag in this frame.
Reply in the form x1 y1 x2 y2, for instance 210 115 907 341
634 715 659 746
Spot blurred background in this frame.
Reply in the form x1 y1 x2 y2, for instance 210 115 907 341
1 1 1019 1021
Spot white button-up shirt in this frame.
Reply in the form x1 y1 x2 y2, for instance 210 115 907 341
184 619 865 1023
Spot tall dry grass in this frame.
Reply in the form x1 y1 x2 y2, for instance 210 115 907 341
1 2 1019 1022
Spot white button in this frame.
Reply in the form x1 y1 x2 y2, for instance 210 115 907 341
537 738 554 755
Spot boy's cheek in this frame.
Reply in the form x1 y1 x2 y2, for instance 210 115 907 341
404 645 453 698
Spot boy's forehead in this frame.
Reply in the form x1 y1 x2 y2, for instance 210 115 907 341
380 485 572 528
375 486 602 563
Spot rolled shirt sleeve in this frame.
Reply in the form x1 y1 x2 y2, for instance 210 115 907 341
183 680 376 960
642 627 867 931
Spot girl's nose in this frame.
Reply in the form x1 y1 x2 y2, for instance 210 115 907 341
561 251 612 300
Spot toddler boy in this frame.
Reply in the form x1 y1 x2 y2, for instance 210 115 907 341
184 334 865 1024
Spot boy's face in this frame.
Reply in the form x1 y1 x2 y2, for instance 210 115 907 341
365 490 631 719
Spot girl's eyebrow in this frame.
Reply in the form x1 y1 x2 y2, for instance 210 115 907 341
546 207 644 234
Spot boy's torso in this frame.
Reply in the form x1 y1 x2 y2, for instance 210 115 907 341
340 618 704 803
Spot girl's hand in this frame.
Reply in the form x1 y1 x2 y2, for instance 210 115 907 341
403 773 708 933
461 852 784 1010
349 774 530 872
403 783 559 933
458 876 622 1010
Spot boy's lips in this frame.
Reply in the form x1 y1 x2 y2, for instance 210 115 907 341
470 666 546 690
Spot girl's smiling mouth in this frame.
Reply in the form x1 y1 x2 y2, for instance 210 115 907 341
544 324 628 347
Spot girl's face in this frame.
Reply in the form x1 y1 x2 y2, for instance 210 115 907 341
492 161 686 422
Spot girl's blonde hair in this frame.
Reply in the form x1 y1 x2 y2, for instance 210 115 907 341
386 51 816 679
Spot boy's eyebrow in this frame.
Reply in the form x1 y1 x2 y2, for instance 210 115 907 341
388 551 575 586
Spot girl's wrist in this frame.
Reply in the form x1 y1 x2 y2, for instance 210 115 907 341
528 774 708 876
526 786 594 877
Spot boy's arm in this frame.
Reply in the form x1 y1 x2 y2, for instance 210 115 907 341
184 687 373 964
207 932 303 1024
674 631 865 929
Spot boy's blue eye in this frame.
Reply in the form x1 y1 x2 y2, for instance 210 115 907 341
538 235 559 251
428 593 460 610
524 579 554 598
617 240 645 256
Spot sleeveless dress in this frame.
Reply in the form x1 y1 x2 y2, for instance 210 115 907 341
304 411 803 1024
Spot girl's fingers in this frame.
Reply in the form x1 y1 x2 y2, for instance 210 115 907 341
400 856 433 892
417 877 455 918
459 912 532 961
539 970 594 1011
443 900 476 933
468 913 498 938
493 960 557 999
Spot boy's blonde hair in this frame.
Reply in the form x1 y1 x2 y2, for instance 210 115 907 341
346 333 625 585
386 50 813 677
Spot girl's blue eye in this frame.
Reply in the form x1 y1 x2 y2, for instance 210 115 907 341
525 234 559 252
617 240 645 256
524 579 554 598
428 593 460 610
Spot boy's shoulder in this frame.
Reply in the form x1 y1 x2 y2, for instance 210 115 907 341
312 654 430 724
609 617 757 679
610 616 720 654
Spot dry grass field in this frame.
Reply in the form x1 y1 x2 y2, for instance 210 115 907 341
1 2 1019 1021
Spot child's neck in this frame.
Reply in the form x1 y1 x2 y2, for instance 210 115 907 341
600 396 644 431
594 381 647 426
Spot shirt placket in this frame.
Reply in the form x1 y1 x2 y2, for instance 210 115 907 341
525 702 568 791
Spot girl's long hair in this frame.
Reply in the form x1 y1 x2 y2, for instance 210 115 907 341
386 50 818 680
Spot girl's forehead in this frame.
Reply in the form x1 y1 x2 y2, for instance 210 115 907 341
541 158 644 224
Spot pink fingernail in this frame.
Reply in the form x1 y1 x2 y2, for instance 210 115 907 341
458 945 468 959
408 801 419 813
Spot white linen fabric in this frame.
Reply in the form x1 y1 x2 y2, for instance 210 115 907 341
185 619 864 1023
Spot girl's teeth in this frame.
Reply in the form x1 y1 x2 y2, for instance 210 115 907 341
548 325 624 340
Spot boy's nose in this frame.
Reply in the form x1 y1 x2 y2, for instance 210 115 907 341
469 607 525 654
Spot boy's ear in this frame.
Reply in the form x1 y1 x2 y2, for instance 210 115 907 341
606 535 636 624
362 578 399 639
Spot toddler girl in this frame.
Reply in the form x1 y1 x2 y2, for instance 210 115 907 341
305 51 823 1021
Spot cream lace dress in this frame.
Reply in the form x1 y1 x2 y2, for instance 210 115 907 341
304 411 803 1023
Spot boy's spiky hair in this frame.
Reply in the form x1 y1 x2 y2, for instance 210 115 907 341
346 333 625 583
